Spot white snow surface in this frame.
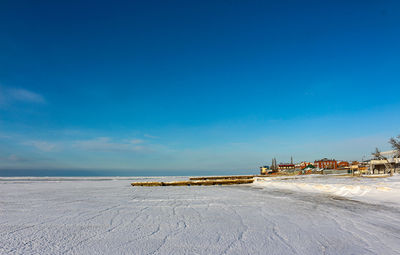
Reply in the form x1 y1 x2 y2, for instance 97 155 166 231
1 175 400 254
254 174 400 205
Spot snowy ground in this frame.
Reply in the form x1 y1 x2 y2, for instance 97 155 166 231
1 175 400 254
254 174 400 205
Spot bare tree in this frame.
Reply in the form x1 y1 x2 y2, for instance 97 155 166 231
372 147 382 160
389 135 400 156
389 135 400 174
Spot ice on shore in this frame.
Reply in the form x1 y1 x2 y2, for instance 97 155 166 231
1 176 400 254
254 174 400 205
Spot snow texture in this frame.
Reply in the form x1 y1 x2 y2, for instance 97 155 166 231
1 175 400 254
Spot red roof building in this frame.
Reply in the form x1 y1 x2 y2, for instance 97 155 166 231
337 161 350 168
314 158 337 169
298 162 314 169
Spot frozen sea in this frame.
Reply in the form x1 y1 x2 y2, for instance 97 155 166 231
1 175 400 254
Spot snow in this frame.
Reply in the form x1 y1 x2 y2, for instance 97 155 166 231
1 176 400 254
254 174 400 205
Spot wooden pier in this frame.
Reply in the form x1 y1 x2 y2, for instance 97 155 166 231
189 175 256 181
131 178 254 186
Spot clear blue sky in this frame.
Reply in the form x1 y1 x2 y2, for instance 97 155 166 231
1 0 400 175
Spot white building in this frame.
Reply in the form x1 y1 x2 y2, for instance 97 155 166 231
370 150 400 174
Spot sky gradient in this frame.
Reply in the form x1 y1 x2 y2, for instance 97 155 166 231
1 0 400 175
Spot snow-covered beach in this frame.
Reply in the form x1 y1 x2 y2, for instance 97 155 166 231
1 175 400 254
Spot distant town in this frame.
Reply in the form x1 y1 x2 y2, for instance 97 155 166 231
260 150 400 176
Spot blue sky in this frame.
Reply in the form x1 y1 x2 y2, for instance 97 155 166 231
1 0 400 175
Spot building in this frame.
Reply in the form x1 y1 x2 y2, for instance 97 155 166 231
260 166 270 175
350 161 359 171
314 158 337 169
349 161 370 174
337 161 349 169
278 164 295 170
359 164 369 174
370 150 400 174
298 162 314 169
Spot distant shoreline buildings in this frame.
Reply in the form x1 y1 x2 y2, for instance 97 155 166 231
260 151 400 176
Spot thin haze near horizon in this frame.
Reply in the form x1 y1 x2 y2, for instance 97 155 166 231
1 0 400 175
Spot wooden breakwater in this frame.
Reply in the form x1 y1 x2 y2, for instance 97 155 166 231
189 175 256 181
131 179 254 187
